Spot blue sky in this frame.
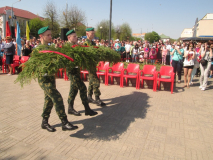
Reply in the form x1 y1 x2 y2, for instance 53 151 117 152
1 0 213 39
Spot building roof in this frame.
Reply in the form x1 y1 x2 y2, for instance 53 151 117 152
0 6 44 20
160 34 170 39
132 33 146 36
201 13 213 20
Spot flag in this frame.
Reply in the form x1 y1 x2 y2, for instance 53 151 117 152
6 21 11 37
26 21 30 40
16 21 21 56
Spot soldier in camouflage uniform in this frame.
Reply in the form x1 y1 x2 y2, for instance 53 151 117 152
37 26 78 132
66 29 97 116
84 28 106 106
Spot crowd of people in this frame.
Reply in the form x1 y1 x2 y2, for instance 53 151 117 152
0 36 213 90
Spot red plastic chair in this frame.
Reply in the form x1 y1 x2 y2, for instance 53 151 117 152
58 68 64 78
155 66 175 94
96 61 109 85
10 55 20 74
2 55 7 73
122 63 140 89
20 56 29 64
137 65 156 91
106 62 124 87
80 69 89 81
64 69 68 81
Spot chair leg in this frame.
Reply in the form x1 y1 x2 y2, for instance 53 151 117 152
141 79 144 88
171 81 174 94
158 81 160 90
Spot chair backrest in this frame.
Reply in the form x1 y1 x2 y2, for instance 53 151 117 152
159 66 173 76
142 65 156 75
20 56 29 63
13 55 20 63
98 61 109 70
112 62 124 72
127 63 140 73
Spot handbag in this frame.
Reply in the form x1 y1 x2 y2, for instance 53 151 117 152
200 58 208 66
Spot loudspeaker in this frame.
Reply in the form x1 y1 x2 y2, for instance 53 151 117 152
11 26 15 38
61 28 69 41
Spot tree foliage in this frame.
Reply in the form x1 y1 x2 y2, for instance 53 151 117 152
145 31 160 43
60 5 86 31
29 18 44 38
118 23 132 41
43 1 59 38
96 20 115 40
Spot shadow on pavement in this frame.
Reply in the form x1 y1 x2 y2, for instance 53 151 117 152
68 91 150 141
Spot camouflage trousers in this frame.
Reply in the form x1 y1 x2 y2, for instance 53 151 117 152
38 76 67 120
67 68 88 106
88 69 101 97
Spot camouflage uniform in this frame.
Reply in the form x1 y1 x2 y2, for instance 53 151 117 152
67 68 88 106
84 39 101 97
38 75 67 120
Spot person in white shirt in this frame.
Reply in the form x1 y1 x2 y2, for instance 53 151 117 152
183 45 195 88
125 41 131 62
165 41 171 65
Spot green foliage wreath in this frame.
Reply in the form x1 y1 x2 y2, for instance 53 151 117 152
15 44 121 87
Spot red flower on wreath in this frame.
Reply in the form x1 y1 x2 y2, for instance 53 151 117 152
71 45 79 48
71 45 98 48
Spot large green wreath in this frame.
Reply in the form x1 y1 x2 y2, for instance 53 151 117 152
15 44 121 87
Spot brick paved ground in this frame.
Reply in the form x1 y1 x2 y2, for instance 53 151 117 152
0 73 213 160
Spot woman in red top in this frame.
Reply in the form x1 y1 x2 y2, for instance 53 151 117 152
149 47 157 64
144 44 149 64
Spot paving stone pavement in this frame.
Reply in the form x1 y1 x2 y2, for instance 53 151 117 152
0 73 213 160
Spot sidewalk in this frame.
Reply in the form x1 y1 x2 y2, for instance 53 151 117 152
0 73 213 160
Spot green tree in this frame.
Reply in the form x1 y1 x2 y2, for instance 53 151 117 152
119 23 132 41
145 32 155 43
96 20 115 40
152 31 161 42
42 18 60 38
29 18 44 38
43 1 59 38
60 5 86 31
145 31 160 43
76 24 86 37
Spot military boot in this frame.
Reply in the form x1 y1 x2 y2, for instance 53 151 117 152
88 94 95 103
68 102 81 116
41 118 56 132
84 104 98 116
95 96 106 106
61 117 78 131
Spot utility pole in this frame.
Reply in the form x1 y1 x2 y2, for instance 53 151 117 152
108 0 112 47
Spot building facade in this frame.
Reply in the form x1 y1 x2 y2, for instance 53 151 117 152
181 13 213 39
0 6 43 38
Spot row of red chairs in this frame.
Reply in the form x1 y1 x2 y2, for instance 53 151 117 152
78 62 175 94
2 55 29 74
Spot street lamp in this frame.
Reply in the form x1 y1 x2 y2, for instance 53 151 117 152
11 0 21 26
100 26 102 40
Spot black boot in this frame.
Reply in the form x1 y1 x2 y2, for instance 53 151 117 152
84 104 98 116
95 96 106 106
61 117 78 131
41 118 56 132
88 94 95 103
68 102 81 116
